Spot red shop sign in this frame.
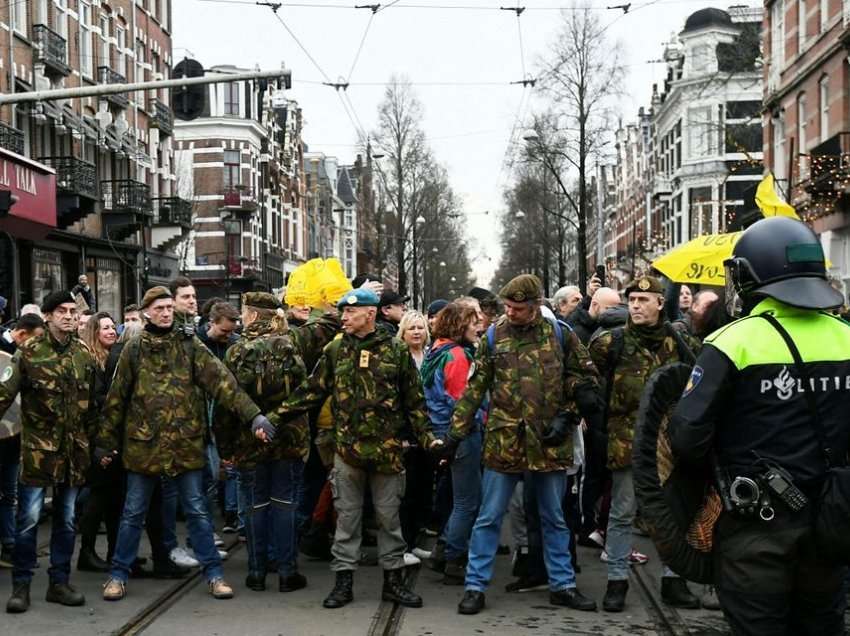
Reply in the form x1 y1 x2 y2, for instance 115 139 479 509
0 148 56 227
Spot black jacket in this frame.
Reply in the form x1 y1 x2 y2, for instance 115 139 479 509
566 305 597 345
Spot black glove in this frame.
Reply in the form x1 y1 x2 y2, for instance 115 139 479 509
251 414 276 442
541 411 578 447
432 435 460 461
93 448 116 466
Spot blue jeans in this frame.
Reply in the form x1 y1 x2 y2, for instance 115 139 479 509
12 484 79 584
239 459 302 578
444 434 482 561
0 454 19 548
223 465 239 515
466 469 576 592
204 443 221 523
111 470 223 583
161 475 179 553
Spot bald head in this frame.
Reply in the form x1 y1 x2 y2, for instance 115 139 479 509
589 287 621 319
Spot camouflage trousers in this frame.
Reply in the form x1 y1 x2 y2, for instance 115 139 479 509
328 455 406 572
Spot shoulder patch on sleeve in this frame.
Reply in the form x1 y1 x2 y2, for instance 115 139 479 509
682 365 703 397
0 366 12 383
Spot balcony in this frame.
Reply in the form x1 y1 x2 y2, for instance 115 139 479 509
40 157 97 199
652 175 672 198
227 257 262 279
221 186 258 214
0 122 24 155
101 180 151 241
153 196 192 228
32 24 70 77
98 67 128 109
149 98 173 136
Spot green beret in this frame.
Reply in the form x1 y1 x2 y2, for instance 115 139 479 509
624 275 664 297
140 286 172 309
242 292 282 310
499 274 542 303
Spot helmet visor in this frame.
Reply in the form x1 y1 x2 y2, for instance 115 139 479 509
724 260 743 318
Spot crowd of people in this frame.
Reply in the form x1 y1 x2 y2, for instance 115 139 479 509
1 220 846 634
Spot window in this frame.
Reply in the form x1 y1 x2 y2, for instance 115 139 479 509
690 45 712 73
687 106 714 158
820 76 829 141
224 83 240 116
55 0 68 43
798 94 808 176
821 0 829 31
36 0 49 25
79 2 93 78
32 249 65 307
100 15 110 69
11 0 26 36
116 25 127 77
223 150 240 189
799 0 807 52
773 114 787 182
771 0 785 71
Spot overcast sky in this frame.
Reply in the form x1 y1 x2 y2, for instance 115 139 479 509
175 0 759 288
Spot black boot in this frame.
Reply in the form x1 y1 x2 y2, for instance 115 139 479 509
152 560 190 579
443 558 466 586
45 582 85 607
245 573 266 591
602 579 628 612
323 570 354 609
77 547 109 573
279 572 307 593
458 590 485 615
661 577 700 609
427 539 446 573
382 568 422 607
6 582 30 614
550 587 597 611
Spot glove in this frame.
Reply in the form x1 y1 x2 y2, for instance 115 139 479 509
251 414 277 442
541 411 578 447
431 435 460 462
93 448 116 467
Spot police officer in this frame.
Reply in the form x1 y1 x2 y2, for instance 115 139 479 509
669 216 850 635
1 292 97 613
270 287 441 610
448 274 601 615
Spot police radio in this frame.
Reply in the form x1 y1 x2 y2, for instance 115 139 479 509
761 464 808 512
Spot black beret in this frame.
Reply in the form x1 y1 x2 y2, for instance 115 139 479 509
41 291 77 314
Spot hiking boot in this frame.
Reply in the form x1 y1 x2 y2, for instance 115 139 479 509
77 548 110 573
6 582 30 613
505 573 548 593
279 572 307 592
45 582 85 606
245 573 266 591
443 558 466 586
102 578 125 601
208 577 234 599
661 577 700 609
457 590 485 615
382 568 422 607
152 560 190 579
602 579 628 612
323 570 353 609
550 587 597 611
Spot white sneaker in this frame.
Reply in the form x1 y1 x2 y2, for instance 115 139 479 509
411 547 432 560
403 552 421 567
588 530 605 548
213 533 225 547
170 546 200 568
218 549 228 561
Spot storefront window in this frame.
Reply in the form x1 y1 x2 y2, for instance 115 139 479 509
32 249 64 307
86 257 122 321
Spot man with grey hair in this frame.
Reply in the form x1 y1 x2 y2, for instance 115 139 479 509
552 286 583 321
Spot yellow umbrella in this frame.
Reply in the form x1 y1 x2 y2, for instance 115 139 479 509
651 232 742 286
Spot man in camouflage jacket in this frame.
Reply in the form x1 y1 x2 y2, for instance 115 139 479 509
218 292 310 593
1 292 97 613
447 274 600 616
269 288 440 610
588 275 700 612
98 286 271 602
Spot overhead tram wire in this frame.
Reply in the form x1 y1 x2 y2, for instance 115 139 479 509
346 10 376 83
196 0 699 12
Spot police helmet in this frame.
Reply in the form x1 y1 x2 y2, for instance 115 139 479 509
724 216 843 311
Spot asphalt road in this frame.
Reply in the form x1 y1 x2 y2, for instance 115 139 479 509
0 513 736 636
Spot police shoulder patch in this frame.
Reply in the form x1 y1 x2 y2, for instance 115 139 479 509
682 365 703 397
0 366 13 383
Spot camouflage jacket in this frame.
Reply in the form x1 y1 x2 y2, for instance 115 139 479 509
275 328 435 474
449 314 600 473
589 319 699 470
0 332 97 487
290 310 342 374
98 326 261 477
218 320 309 468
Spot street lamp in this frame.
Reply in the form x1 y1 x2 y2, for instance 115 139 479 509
412 214 426 309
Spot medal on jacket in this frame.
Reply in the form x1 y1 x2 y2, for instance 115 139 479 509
359 351 370 368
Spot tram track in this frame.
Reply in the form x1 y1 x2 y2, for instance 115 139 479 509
631 564 690 636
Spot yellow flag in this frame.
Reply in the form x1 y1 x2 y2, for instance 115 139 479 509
755 173 799 219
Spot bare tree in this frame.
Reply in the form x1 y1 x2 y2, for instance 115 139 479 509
533 5 625 291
